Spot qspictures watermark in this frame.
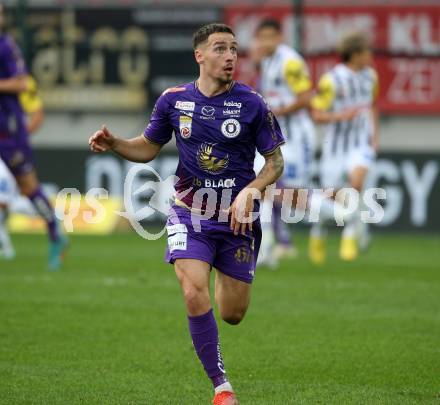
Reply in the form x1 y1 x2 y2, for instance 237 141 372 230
54 164 386 240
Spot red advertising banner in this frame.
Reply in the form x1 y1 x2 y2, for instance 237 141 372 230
224 5 440 114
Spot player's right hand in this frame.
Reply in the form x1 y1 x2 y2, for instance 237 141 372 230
89 125 115 153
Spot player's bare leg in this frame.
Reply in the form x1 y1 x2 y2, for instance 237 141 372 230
175 259 238 404
16 170 67 269
340 165 369 261
214 270 251 325
349 166 368 193
350 165 371 252
175 259 212 316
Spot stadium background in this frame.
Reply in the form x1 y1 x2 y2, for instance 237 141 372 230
4 0 440 233
1 1 439 404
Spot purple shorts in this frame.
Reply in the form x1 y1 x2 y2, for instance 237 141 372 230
165 205 261 284
0 137 35 177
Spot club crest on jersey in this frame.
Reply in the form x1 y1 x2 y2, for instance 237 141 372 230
179 115 192 139
197 143 229 174
221 119 241 138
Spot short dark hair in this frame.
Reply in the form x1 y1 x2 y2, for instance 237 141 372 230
192 23 235 50
339 32 371 62
256 19 282 34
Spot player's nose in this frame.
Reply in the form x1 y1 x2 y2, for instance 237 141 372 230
225 49 236 61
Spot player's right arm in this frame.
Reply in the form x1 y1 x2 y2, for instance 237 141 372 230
0 76 28 93
89 126 162 163
89 93 173 163
311 73 359 123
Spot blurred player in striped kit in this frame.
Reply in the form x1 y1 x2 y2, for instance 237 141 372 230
252 19 315 267
309 32 379 263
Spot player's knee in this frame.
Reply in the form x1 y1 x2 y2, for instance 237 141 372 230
221 310 245 325
182 284 209 313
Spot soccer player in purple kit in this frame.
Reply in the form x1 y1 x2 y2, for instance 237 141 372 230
0 4 67 269
89 23 284 405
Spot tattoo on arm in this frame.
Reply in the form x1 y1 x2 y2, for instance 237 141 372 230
257 147 284 182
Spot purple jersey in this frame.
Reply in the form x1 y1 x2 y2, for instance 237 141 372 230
144 81 285 215
0 34 28 142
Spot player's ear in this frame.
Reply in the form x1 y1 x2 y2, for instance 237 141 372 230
194 48 204 65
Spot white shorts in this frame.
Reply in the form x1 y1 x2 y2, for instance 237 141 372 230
254 128 315 189
320 146 376 189
0 158 18 205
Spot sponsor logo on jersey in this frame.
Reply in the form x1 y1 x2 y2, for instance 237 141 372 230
166 224 188 235
197 143 229 174
168 232 187 251
175 101 195 111
221 119 241 138
224 100 242 109
223 109 240 117
192 177 236 188
179 115 192 139
201 105 215 116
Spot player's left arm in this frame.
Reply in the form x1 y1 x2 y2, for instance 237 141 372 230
251 147 284 192
230 147 284 236
370 69 380 152
272 58 313 117
230 100 285 235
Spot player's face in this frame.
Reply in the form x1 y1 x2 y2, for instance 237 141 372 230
355 48 373 68
256 27 281 57
197 32 238 84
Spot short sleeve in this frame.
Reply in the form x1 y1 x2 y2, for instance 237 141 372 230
2 36 27 77
283 58 312 94
311 73 335 111
19 76 43 114
143 94 173 145
253 95 285 156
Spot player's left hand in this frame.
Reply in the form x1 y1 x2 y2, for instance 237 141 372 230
229 188 256 236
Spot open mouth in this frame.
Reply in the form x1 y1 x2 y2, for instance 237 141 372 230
224 66 234 73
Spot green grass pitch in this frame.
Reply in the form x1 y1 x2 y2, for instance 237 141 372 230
0 232 439 404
